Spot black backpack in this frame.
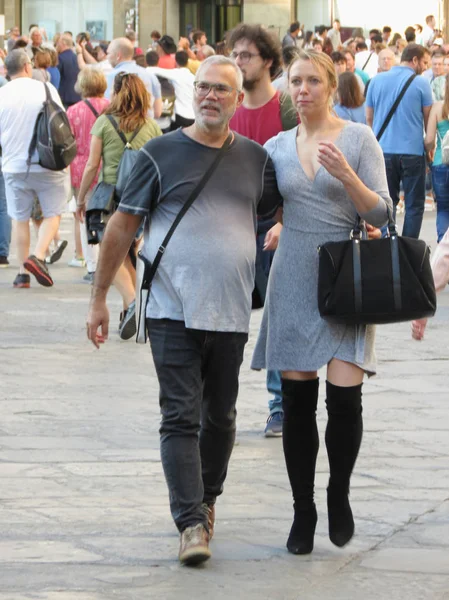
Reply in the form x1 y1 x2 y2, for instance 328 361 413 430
27 83 77 172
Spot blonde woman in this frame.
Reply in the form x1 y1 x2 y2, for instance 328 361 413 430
66 68 110 278
252 50 392 554
77 72 162 339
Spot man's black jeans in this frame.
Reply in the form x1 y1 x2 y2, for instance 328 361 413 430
383 153 426 239
147 318 248 533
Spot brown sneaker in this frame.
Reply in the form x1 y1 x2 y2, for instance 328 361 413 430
179 524 211 566
202 503 215 539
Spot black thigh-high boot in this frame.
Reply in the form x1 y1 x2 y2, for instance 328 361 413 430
282 377 320 555
325 380 363 548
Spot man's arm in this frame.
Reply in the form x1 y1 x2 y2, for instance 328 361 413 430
423 104 432 133
257 155 283 219
366 106 374 128
153 97 162 119
87 212 143 348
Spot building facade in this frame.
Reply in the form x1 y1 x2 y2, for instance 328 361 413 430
2 0 449 47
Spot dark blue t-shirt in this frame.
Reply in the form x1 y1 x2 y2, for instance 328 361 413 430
57 49 81 106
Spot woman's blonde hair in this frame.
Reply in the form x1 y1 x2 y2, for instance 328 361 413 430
442 75 449 120
288 50 337 101
104 72 150 133
75 67 107 99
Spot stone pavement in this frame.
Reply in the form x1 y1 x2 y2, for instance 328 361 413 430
0 212 448 600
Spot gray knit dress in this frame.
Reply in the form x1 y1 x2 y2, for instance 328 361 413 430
251 123 393 376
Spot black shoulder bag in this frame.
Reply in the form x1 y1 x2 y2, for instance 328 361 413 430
376 74 417 141
317 211 436 325
135 133 233 343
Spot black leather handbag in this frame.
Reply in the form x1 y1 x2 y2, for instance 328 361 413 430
317 216 437 325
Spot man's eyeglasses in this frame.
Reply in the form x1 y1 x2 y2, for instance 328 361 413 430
193 81 240 98
230 51 260 64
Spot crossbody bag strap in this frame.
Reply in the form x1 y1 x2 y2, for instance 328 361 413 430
84 99 100 118
362 52 374 71
105 114 129 145
142 132 233 286
376 74 417 142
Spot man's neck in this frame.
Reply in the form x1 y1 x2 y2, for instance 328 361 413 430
11 73 30 80
400 62 416 71
184 123 230 148
242 78 277 109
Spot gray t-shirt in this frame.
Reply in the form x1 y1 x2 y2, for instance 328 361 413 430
118 129 282 333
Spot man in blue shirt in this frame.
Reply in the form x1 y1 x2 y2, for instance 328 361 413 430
56 33 81 108
366 43 433 238
106 38 162 119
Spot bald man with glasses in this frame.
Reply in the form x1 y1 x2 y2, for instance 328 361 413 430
86 55 283 566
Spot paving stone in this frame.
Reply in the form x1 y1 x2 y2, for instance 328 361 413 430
0 213 448 597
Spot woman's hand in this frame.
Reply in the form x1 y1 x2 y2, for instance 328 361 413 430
411 318 428 340
264 223 282 251
76 200 86 224
317 141 352 182
366 223 382 240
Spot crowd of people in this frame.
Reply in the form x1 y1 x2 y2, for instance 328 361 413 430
1 16 449 566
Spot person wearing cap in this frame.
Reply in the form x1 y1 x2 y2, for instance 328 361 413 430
155 35 177 69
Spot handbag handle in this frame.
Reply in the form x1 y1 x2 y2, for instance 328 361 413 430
351 204 397 240
139 132 234 288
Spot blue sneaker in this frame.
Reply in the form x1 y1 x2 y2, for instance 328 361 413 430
264 412 283 437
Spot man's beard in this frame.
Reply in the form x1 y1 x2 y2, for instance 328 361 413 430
243 76 259 92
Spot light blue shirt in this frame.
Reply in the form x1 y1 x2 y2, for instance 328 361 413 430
106 61 162 104
366 66 433 155
334 103 367 124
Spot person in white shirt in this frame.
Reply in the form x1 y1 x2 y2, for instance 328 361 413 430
148 50 195 129
328 19 342 51
355 41 379 80
421 15 436 48
0 50 69 289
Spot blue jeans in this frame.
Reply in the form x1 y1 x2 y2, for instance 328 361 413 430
384 153 426 239
431 164 449 242
147 318 248 532
256 227 283 415
0 167 11 257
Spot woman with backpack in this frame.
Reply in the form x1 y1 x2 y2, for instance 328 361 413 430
425 74 449 242
76 71 162 340
66 68 110 278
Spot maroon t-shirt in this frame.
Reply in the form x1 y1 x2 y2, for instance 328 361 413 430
230 91 284 146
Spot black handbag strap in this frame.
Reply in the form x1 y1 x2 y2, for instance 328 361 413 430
141 132 233 286
351 206 402 316
84 99 99 118
106 114 141 147
376 74 417 142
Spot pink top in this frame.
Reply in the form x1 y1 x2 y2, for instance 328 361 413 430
67 97 110 189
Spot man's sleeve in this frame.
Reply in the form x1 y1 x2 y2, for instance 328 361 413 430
117 146 161 217
105 72 114 100
149 73 162 99
257 155 283 218
49 83 65 110
365 78 375 108
420 78 434 107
